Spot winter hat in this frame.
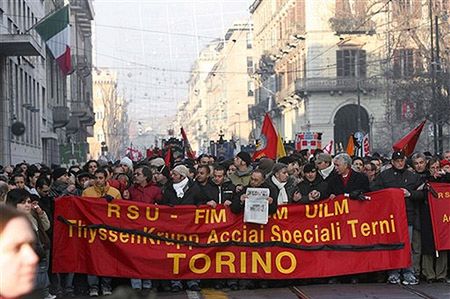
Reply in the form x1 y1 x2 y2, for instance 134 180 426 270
150 157 165 168
236 151 252 166
440 159 450 168
257 158 275 175
120 157 133 170
156 165 170 178
303 163 317 173
52 167 67 181
278 156 296 165
172 165 189 178
271 163 287 175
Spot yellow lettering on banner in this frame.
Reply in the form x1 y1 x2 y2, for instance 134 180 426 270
98 228 107 241
107 204 121 218
272 207 288 220
437 192 450 199
119 232 129 243
275 252 296 274
167 253 186 274
240 252 247 273
360 223 371 237
216 252 236 273
347 215 396 238
189 254 211 274
252 252 271 273
109 231 118 242
207 230 218 243
194 209 226 224
67 220 77 237
305 199 349 219
220 231 230 242
127 205 139 220
145 207 159 221
443 214 449 222
347 219 359 238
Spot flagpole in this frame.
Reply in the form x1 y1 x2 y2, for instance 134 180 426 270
25 5 69 33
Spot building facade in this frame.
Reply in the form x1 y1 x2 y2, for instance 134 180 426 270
249 0 450 154
88 68 129 160
0 0 95 166
174 22 255 153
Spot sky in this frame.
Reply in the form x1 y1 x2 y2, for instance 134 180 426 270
93 0 252 136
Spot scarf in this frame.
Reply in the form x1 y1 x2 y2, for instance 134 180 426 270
271 176 288 205
173 177 189 198
320 164 334 179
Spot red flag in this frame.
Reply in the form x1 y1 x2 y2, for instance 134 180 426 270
164 147 171 167
253 113 278 160
323 140 334 154
180 127 196 160
393 120 426 156
146 148 153 158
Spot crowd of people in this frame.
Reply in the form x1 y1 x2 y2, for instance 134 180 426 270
1 148 450 298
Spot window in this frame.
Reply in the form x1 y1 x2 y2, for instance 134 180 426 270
393 49 415 78
246 32 252 49
336 49 366 77
247 57 253 74
247 80 254 97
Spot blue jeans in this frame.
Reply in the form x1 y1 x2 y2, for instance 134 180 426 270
130 279 152 289
388 225 415 278
87 275 112 291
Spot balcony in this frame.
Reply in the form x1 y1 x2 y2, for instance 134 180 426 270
52 106 70 128
0 34 43 57
295 77 381 93
66 116 80 134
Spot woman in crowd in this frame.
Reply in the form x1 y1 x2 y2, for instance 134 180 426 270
0 204 39 299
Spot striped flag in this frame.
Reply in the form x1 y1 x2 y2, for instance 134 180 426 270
35 5 72 75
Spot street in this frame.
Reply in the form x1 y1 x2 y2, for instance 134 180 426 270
103 283 450 299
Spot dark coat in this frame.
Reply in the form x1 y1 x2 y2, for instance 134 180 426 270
371 167 424 225
210 180 236 204
161 179 206 206
194 180 220 205
264 175 297 203
295 175 328 204
230 182 278 215
327 170 369 196
420 174 450 254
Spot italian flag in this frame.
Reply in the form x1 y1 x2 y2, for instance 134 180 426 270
35 5 72 75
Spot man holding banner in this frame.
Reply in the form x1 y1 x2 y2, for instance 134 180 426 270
371 151 422 285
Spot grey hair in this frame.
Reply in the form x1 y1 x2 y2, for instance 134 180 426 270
334 153 352 167
411 152 426 162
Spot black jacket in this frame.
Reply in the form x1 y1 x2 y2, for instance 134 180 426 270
194 180 218 205
420 174 450 254
295 176 328 204
371 167 423 225
231 182 278 215
161 179 206 206
264 175 297 203
327 170 369 196
211 180 235 204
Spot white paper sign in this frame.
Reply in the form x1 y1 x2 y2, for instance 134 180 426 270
244 188 269 225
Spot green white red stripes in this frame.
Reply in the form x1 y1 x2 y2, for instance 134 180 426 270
35 5 72 75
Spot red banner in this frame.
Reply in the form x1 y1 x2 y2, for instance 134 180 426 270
428 183 450 251
53 189 410 279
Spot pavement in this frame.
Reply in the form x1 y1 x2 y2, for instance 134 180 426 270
128 282 450 299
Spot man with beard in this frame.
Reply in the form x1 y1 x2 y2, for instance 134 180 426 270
372 151 422 285
229 152 253 187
